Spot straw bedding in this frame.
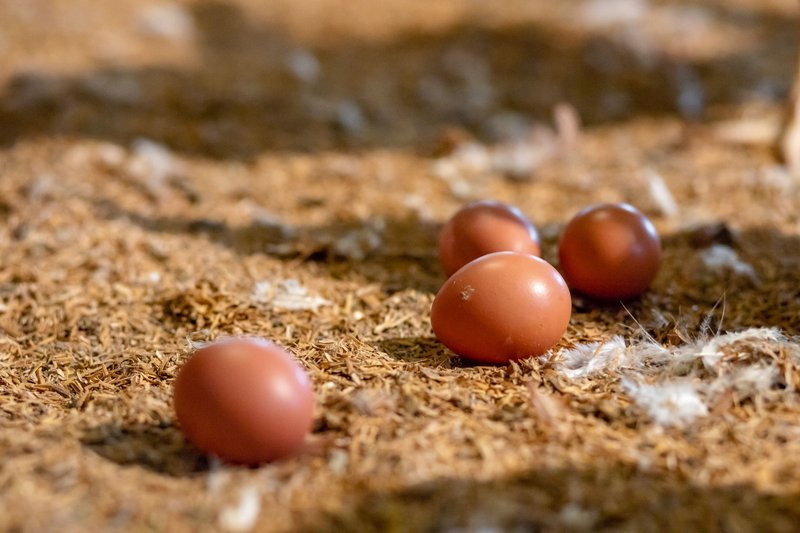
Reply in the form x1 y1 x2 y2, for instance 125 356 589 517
1 1 799 531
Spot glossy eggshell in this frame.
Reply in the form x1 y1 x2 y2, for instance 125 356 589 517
173 338 314 465
431 252 572 364
558 203 661 300
438 201 541 277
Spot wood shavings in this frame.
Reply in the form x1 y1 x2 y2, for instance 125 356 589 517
252 280 332 311
3 1 800 530
781 56 800 177
127 138 176 184
713 116 780 145
219 486 261 533
686 222 736 249
580 0 647 28
439 143 492 175
758 165 795 192
331 223 383 261
80 72 143 105
491 136 558 181
327 448 349 474
643 169 679 218
206 457 229 494
136 4 194 41
553 102 582 155
557 503 598 530
432 130 557 183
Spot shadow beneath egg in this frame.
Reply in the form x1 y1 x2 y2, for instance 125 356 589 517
374 336 525 369
81 422 210 477
374 336 454 367
569 293 647 313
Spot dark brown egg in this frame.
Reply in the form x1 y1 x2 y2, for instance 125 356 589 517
558 203 661 300
173 338 314 465
431 252 571 364
438 200 541 277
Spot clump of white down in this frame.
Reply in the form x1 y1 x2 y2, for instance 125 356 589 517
552 327 790 427
621 379 708 427
557 336 627 380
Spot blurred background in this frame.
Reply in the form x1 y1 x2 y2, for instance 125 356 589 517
0 0 796 160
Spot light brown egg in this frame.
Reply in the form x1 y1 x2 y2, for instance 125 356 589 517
438 200 541 277
173 338 314 465
558 203 661 300
431 252 571 364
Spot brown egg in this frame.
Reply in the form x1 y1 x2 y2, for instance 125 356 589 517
173 338 314 465
438 200 541 277
431 252 571 364
558 203 661 300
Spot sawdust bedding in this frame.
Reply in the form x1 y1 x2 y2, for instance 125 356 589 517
2 0 800 531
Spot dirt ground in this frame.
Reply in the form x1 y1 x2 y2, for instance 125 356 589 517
1 0 800 531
